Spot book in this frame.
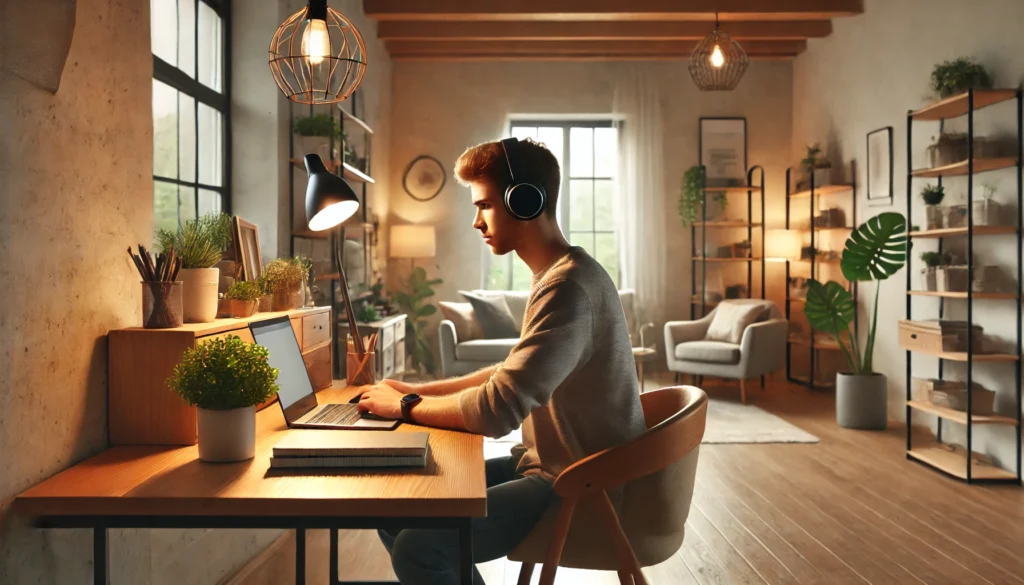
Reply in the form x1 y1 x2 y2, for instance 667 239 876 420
269 445 430 469
272 430 429 458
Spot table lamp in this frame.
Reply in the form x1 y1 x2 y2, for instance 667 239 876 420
765 229 802 262
389 224 436 271
304 154 366 355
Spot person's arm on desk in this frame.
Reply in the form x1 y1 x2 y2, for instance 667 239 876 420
380 364 500 397
356 384 466 430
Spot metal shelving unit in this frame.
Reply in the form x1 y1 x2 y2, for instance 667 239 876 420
904 88 1023 484
689 166 766 318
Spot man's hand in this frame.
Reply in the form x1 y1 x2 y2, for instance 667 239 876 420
355 383 405 420
380 378 418 395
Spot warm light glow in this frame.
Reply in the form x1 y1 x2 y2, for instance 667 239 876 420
309 200 359 231
390 225 437 259
301 18 330 65
766 229 803 261
710 45 725 68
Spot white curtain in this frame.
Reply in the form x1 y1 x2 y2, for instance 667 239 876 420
613 65 667 330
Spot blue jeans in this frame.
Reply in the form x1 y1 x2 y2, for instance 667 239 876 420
378 455 555 585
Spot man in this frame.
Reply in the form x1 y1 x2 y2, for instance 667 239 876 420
356 137 645 585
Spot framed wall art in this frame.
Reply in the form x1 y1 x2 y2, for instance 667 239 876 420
699 117 747 187
867 126 893 206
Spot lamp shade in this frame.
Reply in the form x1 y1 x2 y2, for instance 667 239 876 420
688 20 749 91
766 229 803 261
390 225 436 259
304 154 360 231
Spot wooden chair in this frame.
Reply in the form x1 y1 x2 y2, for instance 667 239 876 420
509 385 708 585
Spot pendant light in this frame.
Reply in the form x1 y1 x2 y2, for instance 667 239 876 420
269 0 367 105
688 12 749 91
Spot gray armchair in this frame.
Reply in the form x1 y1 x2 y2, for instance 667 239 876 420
664 299 788 403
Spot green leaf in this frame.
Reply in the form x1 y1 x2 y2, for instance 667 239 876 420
840 212 908 282
804 280 855 334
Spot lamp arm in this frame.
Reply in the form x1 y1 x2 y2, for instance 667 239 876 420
334 233 365 355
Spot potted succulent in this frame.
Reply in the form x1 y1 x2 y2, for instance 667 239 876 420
804 212 908 430
264 257 310 311
801 143 832 189
224 280 263 318
930 57 992 98
293 114 341 161
920 251 942 291
677 165 726 227
167 336 279 462
157 213 233 323
920 184 945 230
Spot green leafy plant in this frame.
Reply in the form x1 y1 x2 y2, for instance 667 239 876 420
677 165 725 227
156 213 233 269
391 267 443 375
931 57 992 98
920 251 943 268
225 280 263 301
263 258 309 292
293 114 340 138
804 212 908 375
167 336 278 410
920 184 945 205
801 143 831 170
356 302 379 323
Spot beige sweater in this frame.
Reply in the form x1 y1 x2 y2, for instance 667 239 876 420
459 247 646 480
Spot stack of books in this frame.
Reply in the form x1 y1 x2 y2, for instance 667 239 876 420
270 431 430 469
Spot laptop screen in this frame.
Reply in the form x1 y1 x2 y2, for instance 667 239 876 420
249 317 318 421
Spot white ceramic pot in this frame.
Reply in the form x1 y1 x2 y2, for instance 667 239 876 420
921 269 937 292
296 135 333 160
197 406 256 463
813 167 832 188
836 373 887 430
924 205 943 230
179 267 220 323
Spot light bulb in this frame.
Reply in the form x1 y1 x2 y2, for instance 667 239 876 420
301 18 330 65
710 45 725 68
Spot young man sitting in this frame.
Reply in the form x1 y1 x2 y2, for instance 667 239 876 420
356 137 645 585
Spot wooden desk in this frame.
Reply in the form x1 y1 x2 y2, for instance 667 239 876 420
15 384 486 585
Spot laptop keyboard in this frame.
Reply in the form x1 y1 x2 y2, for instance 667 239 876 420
306 403 361 426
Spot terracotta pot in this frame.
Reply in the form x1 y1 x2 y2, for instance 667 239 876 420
197 407 255 463
179 267 220 323
226 299 258 318
272 282 304 311
258 294 273 313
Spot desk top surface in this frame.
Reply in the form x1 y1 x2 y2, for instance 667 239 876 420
15 384 486 519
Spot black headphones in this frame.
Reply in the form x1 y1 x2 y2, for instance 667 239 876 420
500 137 547 221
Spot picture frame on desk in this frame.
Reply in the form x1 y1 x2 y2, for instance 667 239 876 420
234 216 263 281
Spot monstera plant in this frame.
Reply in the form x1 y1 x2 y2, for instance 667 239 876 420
803 212 908 430
391 267 443 376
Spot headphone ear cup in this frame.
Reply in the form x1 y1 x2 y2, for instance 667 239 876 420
505 183 547 220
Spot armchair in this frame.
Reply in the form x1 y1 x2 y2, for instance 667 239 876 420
664 299 787 403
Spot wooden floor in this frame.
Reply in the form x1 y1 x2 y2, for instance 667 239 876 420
234 375 1024 585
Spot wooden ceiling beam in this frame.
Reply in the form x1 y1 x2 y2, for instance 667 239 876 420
364 0 862 21
376 20 833 41
391 55 799 62
385 39 807 58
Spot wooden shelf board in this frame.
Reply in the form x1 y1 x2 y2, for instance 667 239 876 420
704 186 760 194
289 158 375 183
692 221 762 228
788 335 842 351
907 290 1018 299
795 225 852 232
907 349 1020 362
337 106 375 134
693 257 763 263
314 272 340 282
911 157 1018 178
907 400 1018 425
788 184 854 199
910 89 1019 121
908 225 1017 238
690 299 720 306
788 298 807 303
292 230 329 240
907 444 1016 480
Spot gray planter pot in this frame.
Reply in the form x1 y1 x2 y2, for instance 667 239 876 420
198 406 256 462
836 372 887 430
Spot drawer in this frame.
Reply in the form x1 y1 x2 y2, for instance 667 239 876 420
383 345 395 378
303 343 333 392
290 317 303 347
394 339 406 374
198 328 254 345
303 311 331 350
394 319 406 342
382 323 395 349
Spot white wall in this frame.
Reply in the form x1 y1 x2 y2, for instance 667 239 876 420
792 0 1024 468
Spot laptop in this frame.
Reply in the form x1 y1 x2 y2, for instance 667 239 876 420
249 316 399 430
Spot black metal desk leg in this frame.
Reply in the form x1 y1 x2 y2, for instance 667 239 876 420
459 519 474 585
330 529 339 584
94 527 109 585
296 528 306 585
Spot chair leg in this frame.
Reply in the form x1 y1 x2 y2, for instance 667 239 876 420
517 563 535 585
674 372 680 385
760 374 766 391
740 378 747 404
538 499 576 585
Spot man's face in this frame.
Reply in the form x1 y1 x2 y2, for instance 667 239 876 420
471 181 518 255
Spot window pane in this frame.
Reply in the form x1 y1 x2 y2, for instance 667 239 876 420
569 127 593 178
511 256 533 291
487 255 510 290
596 233 619 285
154 181 179 235
153 80 178 179
570 232 595 255
536 127 564 175
198 103 223 186
198 1 223 92
179 93 196 182
179 186 197 223
151 0 177 66
198 188 221 217
511 126 537 141
177 0 195 79
594 179 614 232
569 180 593 232
594 127 617 179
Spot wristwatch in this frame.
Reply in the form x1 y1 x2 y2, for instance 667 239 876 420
400 393 423 422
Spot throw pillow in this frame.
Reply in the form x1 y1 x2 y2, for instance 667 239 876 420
438 302 483 341
705 301 766 344
459 291 519 339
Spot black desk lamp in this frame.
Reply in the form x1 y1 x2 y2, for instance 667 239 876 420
304 154 366 355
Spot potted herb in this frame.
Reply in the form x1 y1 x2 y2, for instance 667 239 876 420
293 114 341 160
804 212 908 430
157 213 233 323
920 184 945 230
678 165 726 227
920 251 942 291
224 280 263 318
168 336 279 462
930 57 992 98
801 143 832 189
264 257 310 311
255 274 273 312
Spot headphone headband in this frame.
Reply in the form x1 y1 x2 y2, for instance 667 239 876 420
499 137 547 221
500 137 521 185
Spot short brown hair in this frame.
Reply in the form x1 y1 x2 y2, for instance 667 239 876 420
454 138 561 216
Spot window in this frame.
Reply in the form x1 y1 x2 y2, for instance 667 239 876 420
486 121 619 290
151 0 230 234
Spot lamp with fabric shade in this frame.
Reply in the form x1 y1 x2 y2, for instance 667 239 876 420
765 229 803 262
390 225 436 259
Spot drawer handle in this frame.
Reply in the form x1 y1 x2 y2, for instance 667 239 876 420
911 334 918 339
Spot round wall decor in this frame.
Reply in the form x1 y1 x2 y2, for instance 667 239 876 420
402 155 446 202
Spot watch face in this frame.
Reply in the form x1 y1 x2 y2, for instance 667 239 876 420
402 393 421 404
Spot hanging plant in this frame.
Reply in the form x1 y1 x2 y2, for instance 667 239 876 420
678 165 726 227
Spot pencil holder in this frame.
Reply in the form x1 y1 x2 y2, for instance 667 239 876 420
346 350 377 386
142 281 183 329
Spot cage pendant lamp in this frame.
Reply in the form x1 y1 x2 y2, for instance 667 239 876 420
688 13 748 91
269 0 367 105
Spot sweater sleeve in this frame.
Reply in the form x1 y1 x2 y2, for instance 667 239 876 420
459 279 594 438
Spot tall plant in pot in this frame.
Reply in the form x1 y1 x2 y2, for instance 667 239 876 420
167 336 278 462
391 267 442 375
157 213 233 323
803 212 908 430
801 143 832 189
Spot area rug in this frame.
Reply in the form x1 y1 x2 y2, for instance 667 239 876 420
702 398 819 444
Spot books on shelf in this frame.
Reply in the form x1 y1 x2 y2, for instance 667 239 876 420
270 431 430 469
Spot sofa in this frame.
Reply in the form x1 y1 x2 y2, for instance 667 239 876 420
439 289 638 377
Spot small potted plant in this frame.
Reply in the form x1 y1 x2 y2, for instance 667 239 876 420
920 251 942 291
293 114 341 160
937 252 968 292
157 213 233 323
168 336 279 463
677 165 726 226
930 57 992 98
920 184 945 230
255 274 273 312
974 183 1000 226
264 257 310 311
801 143 832 189
224 280 263 318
